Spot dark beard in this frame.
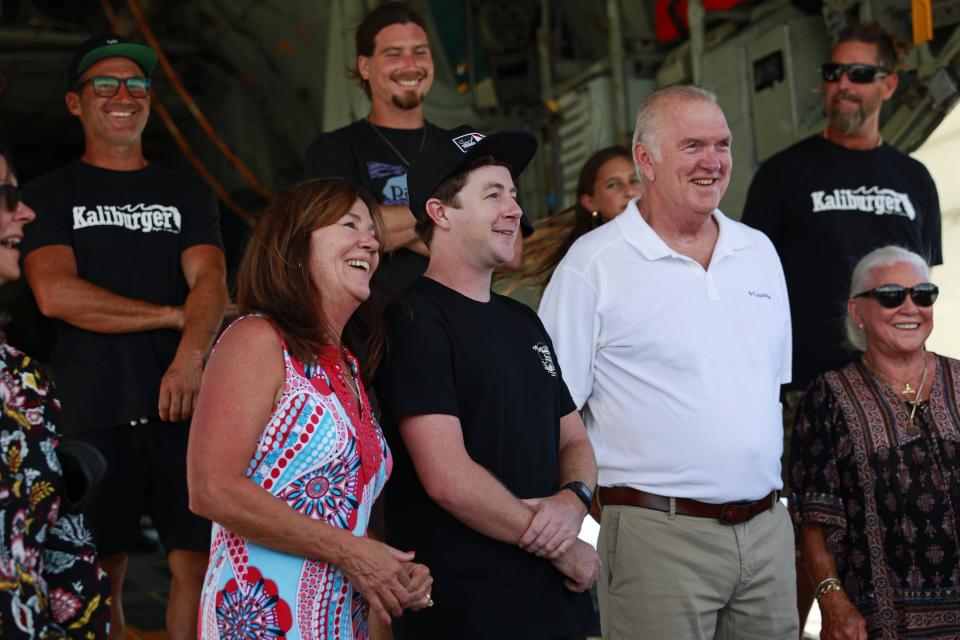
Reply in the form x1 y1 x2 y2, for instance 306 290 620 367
830 107 867 136
828 104 867 134
827 91 870 135
391 91 423 110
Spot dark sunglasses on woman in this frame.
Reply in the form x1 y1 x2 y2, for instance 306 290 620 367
74 76 152 99
854 283 939 308
821 62 891 84
0 183 20 212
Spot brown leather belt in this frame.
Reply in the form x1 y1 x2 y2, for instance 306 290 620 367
598 486 779 525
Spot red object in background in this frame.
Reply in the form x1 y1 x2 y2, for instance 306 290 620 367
655 0 749 44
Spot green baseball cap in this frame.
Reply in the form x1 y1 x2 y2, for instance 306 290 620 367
67 33 158 89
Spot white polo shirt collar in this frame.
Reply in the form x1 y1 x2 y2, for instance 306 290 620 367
614 199 753 265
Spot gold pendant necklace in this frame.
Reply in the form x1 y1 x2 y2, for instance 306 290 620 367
862 352 930 437
905 355 929 437
863 352 926 399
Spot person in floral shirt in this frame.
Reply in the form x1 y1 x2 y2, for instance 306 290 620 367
0 144 109 638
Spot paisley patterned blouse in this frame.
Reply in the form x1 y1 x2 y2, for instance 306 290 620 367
0 338 109 639
790 354 960 639
199 321 391 640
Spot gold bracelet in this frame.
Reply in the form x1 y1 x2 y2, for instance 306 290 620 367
815 577 842 599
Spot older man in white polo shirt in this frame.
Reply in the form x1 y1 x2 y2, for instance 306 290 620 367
539 84 798 640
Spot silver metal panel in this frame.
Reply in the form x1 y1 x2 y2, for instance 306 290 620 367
748 16 829 163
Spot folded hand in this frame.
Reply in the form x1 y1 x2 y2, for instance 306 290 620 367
518 491 586 559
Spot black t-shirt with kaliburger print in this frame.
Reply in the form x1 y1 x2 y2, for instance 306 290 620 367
374 276 595 640
742 135 942 389
305 119 448 307
21 160 223 434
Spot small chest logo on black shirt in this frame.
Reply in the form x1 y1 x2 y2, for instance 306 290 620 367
72 204 182 234
532 342 557 377
809 186 916 220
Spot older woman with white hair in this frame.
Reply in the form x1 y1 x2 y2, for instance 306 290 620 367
789 245 960 640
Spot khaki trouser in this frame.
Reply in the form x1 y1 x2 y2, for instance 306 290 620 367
598 501 798 640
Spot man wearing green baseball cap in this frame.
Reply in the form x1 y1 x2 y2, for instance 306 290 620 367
21 33 228 640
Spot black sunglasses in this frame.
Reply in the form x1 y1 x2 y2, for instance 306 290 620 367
75 75 152 99
821 62 891 84
854 283 939 308
0 183 20 212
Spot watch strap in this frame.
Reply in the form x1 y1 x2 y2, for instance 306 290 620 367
560 481 593 511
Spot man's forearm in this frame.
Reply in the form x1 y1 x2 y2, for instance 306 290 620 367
559 437 598 489
173 270 228 361
428 458 535 545
558 413 598 489
38 275 182 333
380 204 421 252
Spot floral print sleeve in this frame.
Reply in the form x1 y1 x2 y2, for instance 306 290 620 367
788 374 853 557
788 358 960 638
0 340 109 639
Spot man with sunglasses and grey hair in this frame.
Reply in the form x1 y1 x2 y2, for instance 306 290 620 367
742 21 942 629
20 34 228 640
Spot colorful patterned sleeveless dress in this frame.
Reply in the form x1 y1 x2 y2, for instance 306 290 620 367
198 322 391 640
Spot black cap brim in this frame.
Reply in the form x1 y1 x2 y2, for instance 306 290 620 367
409 127 538 223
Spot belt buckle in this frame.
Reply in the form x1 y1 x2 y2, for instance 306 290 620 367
719 501 752 525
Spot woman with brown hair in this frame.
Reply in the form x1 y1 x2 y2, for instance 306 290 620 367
188 178 431 640
503 146 641 291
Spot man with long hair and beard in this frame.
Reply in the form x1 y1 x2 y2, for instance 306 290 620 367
742 21 942 632
306 2 446 307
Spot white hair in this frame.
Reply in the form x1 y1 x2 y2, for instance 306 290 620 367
631 84 719 163
845 245 932 351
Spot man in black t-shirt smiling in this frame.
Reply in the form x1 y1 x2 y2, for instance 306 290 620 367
20 34 228 640
374 126 599 639
306 2 445 305
743 21 942 393
742 21 942 631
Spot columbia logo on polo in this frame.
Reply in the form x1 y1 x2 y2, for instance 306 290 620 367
452 133 485 153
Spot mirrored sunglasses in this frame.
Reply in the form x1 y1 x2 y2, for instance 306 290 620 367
0 183 20 212
821 62 890 84
75 75 152 98
854 283 939 308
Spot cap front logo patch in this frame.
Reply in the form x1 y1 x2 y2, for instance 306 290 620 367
107 38 119 44
452 133 485 153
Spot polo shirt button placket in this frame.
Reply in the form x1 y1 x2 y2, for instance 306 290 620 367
704 271 720 301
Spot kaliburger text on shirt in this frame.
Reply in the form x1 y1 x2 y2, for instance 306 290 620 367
72 203 182 233
810 186 915 220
